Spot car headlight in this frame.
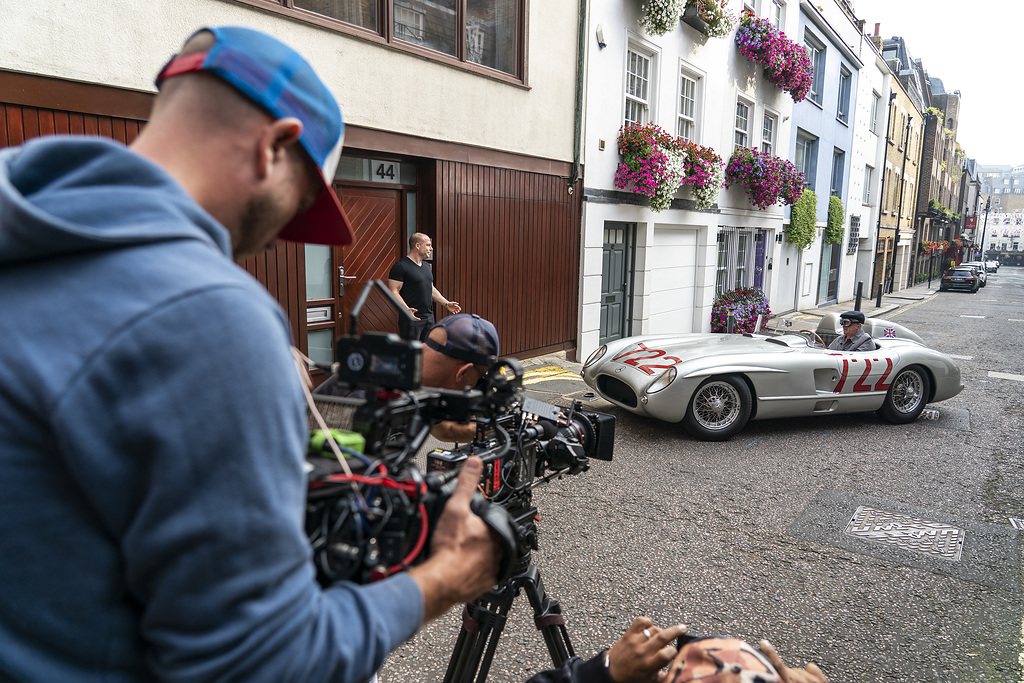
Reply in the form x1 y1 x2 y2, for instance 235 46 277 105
645 366 676 394
583 344 608 369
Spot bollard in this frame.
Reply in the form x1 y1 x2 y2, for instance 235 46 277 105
854 281 863 312
727 312 735 334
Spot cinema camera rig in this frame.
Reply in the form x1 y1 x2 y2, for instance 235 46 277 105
304 281 614 589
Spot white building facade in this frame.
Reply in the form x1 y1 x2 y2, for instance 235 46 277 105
579 0 801 360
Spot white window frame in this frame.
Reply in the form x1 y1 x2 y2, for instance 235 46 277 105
625 42 656 127
770 0 785 29
830 148 845 199
805 33 825 106
734 97 752 150
717 228 757 295
870 91 881 134
837 66 852 124
743 0 760 15
795 129 818 191
716 232 731 296
761 110 777 155
863 165 874 205
677 63 703 142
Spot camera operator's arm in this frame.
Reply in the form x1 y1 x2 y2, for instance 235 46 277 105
523 617 686 683
430 419 477 443
407 457 499 622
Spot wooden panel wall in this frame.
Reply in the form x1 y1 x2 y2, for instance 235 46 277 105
239 243 305 347
0 103 144 148
432 161 582 359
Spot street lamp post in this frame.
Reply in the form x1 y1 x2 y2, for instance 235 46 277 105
979 197 991 261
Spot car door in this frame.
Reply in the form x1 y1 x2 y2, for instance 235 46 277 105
828 347 899 411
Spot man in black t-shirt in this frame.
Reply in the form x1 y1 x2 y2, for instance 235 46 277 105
388 232 460 340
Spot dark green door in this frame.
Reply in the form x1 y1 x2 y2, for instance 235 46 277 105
599 222 634 345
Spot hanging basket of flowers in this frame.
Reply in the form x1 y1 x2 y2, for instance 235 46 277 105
711 287 771 333
615 123 724 211
682 0 735 38
734 10 812 102
723 147 805 210
639 0 685 36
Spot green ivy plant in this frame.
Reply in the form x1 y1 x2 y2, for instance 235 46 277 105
825 195 844 244
785 189 816 249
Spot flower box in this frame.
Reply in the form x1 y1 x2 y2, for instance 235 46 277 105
615 123 723 212
734 10 812 102
723 147 805 210
681 4 710 34
711 287 771 334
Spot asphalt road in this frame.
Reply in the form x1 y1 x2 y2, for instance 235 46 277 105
379 267 1023 683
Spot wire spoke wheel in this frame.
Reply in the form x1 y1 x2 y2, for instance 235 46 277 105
694 381 742 429
878 365 931 424
683 375 752 441
890 370 924 414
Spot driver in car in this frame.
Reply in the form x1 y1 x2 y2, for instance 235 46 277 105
827 311 874 352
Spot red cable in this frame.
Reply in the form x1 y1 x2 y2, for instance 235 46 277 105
386 503 428 577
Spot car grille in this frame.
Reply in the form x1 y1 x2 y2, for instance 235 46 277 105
598 375 638 408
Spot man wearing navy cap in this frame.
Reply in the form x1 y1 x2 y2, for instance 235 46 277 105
0 27 497 682
827 311 874 352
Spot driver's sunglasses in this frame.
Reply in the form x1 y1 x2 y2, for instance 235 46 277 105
840 320 861 327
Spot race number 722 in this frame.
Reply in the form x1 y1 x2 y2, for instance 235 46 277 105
612 342 682 376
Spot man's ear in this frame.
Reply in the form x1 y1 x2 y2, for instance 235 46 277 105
256 117 303 180
454 362 475 386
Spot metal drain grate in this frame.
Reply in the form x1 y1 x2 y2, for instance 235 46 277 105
845 506 965 561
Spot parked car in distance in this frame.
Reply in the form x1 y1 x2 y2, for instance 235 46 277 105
961 262 988 287
986 259 1000 273
940 267 981 292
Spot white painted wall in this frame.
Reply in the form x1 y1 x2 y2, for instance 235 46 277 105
0 0 579 163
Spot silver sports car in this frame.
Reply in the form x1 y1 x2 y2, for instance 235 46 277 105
581 313 963 441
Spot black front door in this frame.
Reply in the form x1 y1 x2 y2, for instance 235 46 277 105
599 222 634 345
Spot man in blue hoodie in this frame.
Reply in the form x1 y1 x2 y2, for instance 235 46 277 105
0 26 498 683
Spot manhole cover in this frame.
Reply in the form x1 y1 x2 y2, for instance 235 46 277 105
845 506 965 561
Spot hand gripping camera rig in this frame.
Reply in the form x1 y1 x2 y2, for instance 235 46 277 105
304 281 614 681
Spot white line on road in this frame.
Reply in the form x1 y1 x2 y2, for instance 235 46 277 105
1010 319 1024 323
947 354 974 360
989 371 1024 382
960 315 986 319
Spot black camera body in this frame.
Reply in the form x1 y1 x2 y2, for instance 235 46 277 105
334 332 422 392
304 281 614 587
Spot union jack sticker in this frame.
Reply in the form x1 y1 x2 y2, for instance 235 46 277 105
884 327 897 338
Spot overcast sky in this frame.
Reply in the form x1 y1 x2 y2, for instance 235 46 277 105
850 0 1020 167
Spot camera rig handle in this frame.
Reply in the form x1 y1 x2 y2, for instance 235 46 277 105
469 493 518 585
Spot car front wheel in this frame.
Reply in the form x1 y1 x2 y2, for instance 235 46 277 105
877 365 931 424
682 375 752 441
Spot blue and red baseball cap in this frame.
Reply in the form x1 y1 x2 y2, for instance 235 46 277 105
156 26 353 246
427 314 500 367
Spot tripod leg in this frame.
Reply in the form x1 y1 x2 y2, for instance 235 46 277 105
518 565 576 667
443 585 517 683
